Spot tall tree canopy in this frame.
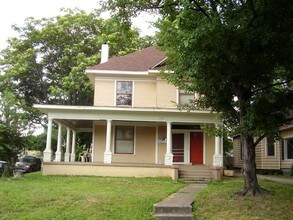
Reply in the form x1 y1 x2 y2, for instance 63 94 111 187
0 8 153 161
106 0 293 195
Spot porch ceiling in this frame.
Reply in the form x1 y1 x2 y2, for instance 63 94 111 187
34 104 222 129
55 119 93 132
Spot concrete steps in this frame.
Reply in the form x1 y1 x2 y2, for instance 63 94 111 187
154 213 194 220
154 184 207 220
178 165 213 182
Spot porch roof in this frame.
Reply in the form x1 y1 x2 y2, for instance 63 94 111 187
34 104 221 131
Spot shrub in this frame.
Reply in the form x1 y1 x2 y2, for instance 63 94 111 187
1 166 13 178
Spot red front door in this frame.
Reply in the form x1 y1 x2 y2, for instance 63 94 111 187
190 132 203 164
172 133 184 162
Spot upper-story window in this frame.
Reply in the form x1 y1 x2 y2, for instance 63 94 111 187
116 81 132 107
266 137 275 157
179 90 195 105
178 82 195 106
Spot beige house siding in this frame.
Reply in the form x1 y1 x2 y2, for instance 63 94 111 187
134 81 156 107
43 163 178 179
93 78 178 108
158 126 167 164
233 135 286 170
255 141 262 169
93 125 107 162
94 80 115 106
260 138 280 170
280 128 293 169
112 126 156 163
156 80 177 108
205 134 215 166
233 136 243 168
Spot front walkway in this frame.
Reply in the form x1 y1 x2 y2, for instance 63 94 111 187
257 175 293 185
154 184 207 219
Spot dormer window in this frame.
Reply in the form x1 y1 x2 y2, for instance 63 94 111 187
116 81 132 107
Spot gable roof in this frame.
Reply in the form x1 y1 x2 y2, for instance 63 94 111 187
86 46 166 72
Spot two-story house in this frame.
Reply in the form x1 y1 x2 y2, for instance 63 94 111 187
34 45 224 180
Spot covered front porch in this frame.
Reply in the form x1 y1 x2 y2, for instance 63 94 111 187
35 105 224 179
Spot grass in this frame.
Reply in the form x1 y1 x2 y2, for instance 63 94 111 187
1 173 292 220
194 177 293 220
0 172 186 220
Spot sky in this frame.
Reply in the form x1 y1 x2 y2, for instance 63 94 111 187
0 0 157 135
0 0 157 50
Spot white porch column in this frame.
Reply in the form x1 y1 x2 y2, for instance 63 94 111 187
54 123 62 162
104 120 112 163
64 128 71 162
213 136 223 167
165 121 173 165
43 118 53 162
70 130 76 162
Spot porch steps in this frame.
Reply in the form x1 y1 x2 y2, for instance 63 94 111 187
154 184 207 220
178 165 213 182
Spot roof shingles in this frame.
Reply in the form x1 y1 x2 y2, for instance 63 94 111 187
86 46 166 72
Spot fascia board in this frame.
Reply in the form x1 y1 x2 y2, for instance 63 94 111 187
33 105 221 124
150 57 167 70
85 70 149 75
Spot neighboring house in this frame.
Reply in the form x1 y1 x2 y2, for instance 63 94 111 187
233 122 293 173
34 45 224 180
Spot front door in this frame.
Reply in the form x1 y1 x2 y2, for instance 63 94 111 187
172 133 184 163
190 132 203 164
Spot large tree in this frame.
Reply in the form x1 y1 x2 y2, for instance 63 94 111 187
0 91 31 163
106 0 293 195
0 8 153 161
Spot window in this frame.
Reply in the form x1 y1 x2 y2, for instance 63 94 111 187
266 137 275 157
178 89 195 105
115 126 134 154
284 138 293 159
116 81 132 106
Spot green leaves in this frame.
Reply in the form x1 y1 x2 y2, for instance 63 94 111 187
0 7 154 161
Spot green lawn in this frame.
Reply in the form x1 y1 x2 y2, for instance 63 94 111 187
194 177 293 220
0 172 186 220
1 173 292 220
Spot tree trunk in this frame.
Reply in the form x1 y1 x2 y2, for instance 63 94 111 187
239 135 269 196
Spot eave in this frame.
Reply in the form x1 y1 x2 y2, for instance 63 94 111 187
33 104 222 131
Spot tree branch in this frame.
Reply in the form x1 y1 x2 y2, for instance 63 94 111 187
253 133 266 148
252 79 293 94
247 0 257 18
189 0 210 18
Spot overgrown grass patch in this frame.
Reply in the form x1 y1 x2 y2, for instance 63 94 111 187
194 177 293 220
0 172 186 220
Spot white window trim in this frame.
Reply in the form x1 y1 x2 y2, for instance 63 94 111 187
113 125 136 155
176 88 197 106
114 80 134 107
176 88 179 105
265 137 276 158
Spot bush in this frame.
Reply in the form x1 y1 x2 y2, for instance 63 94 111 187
1 166 13 178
